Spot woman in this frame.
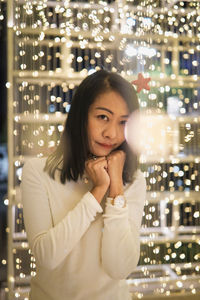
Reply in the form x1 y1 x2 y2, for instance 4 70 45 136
21 70 146 300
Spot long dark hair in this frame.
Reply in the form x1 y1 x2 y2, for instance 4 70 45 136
44 70 139 184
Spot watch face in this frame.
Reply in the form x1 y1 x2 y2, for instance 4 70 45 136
114 196 125 208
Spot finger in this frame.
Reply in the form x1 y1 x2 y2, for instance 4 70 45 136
107 150 125 160
92 159 108 170
86 156 106 163
86 156 107 167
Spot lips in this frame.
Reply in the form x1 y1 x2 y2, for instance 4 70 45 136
96 142 114 149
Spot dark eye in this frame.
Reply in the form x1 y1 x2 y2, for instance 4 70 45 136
98 115 109 121
120 120 127 125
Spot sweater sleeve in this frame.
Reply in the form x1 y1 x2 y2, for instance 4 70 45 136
21 159 103 270
101 170 146 279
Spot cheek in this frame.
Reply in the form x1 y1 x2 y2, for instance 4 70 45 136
87 118 94 136
88 121 99 140
118 127 126 142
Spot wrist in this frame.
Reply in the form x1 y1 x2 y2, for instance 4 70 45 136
109 178 123 198
107 195 126 208
109 187 123 198
91 185 108 203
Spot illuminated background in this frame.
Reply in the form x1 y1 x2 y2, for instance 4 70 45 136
1 0 200 299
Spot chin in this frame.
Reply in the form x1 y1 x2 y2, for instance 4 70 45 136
92 149 112 157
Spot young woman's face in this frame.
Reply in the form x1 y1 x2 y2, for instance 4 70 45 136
87 90 129 157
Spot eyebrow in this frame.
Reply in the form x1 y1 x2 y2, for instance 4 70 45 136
95 106 129 118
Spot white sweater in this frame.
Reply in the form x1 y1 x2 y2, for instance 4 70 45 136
21 157 146 300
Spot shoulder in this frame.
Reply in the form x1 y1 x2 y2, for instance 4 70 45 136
22 157 47 177
23 156 47 169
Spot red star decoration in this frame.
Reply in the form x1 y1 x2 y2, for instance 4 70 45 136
131 73 151 93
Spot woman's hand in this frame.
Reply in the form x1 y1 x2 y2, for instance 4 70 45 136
107 150 126 198
85 157 110 203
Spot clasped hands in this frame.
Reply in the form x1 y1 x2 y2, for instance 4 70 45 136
85 150 125 203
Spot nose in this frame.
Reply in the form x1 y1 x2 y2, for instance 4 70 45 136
103 122 117 139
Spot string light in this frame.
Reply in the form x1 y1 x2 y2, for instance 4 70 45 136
4 0 200 299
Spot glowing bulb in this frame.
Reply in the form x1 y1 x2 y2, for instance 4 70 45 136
126 17 136 27
138 47 157 58
125 45 137 57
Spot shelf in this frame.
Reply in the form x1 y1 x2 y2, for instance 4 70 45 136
12 185 200 206
13 71 200 88
18 26 200 43
146 191 200 203
13 113 200 124
128 276 200 295
129 263 200 296
12 229 200 250
14 113 67 124
140 226 200 235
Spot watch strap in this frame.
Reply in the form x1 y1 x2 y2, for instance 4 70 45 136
106 195 126 208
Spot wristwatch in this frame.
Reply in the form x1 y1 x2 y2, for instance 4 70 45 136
113 195 126 208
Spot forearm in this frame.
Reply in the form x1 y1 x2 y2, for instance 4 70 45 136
102 170 146 279
101 204 140 279
30 192 102 270
91 185 108 204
